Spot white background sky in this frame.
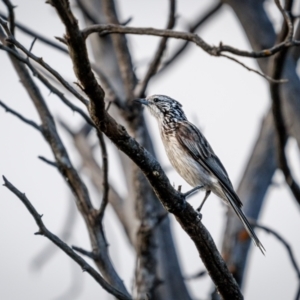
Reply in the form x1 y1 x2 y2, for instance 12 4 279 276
0 1 300 299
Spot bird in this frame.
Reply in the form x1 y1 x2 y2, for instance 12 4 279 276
136 94 265 254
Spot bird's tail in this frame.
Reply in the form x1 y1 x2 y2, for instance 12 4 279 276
225 192 265 255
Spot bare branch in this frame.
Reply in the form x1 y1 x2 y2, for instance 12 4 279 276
0 100 41 131
134 0 176 97
269 0 300 205
274 0 294 43
49 1 243 298
82 23 298 59
0 23 130 296
0 18 88 106
59 121 132 242
38 156 57 168
0 43 92 124
252 222 300 280
2 176 132 300
6 35 89 106
253 220 300 300
2 0 15 36
31 194 76 269
220 54 287 83
96 130 109 222
158 1 223 74
72 245 96 260
185 270 206 281
0 12 68 53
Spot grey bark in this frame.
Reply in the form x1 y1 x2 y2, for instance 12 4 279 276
219 0 300 289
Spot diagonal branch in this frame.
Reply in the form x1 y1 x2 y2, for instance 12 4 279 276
252 221 300 300
0 22 130 296
2 176 132 300
0 100 41 131
252 222 300 280
220 54 287 83
59 122 132 242
96 130 109 222
0 43 92 124
49 1 243 298
0 18 88 106
2 0 15 35
0 12 68 53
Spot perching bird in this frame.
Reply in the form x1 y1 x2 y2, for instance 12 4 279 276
136 94 265 254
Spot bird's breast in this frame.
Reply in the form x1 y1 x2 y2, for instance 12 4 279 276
161 133 213 188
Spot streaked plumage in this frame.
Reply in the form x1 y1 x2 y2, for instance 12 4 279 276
137 94 265 254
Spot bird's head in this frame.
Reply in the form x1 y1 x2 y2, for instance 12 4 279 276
135 95 187 123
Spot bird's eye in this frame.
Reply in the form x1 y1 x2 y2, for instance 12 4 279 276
153 97 159 102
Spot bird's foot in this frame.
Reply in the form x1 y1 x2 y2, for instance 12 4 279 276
183 185 203 199
196 209 203 220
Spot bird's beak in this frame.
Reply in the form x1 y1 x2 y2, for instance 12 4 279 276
134 98 149 106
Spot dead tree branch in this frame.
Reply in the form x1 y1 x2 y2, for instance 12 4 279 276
0 12 68 53
48 1 243 298
0 22 130 296
2 176 132 300
270 0 300 204
158 1 223 74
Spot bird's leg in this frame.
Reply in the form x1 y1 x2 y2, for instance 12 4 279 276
183 185 203 199
196 190 211 212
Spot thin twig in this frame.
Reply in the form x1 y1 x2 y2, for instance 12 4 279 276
0 100 41 131
134 0 176 97
28 37 37 53
0 43 92 124
158 1 223 74
8 36 89 106
253 222 300 280
91 63 124 109
59 122 132 243
0 12 68 53
2 176 132 300
97 130 109 223
31 193 77 270
82 23 298 59
72 246 96 260
220 54 287 83
38 156 57 168
274 0 294 42
2 0 15 36
184 270 206 281
0 21 129 295
0 18 88 106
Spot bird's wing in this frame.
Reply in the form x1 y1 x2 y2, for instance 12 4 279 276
176 121 265 253
176 121 242 207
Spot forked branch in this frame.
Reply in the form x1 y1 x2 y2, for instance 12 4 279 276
2 176 132 300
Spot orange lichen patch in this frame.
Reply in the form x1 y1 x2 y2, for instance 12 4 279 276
238 229 250 242
263 50 272 56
